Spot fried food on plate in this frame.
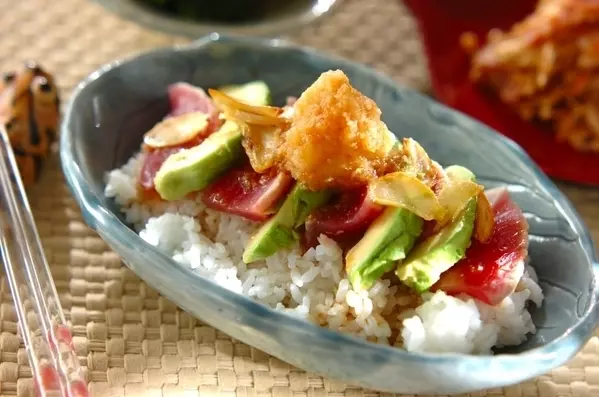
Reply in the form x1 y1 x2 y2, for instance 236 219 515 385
282 70 397 191
465 0 599 152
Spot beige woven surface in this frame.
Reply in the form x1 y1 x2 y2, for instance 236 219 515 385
0 0 598 396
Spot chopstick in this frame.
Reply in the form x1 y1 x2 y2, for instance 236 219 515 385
0 125 88 397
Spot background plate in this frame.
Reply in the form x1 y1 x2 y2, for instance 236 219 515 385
403 0 599 187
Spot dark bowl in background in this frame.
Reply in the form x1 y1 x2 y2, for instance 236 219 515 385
90 0 342 37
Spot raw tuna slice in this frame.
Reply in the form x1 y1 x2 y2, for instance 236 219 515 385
138 133 207 194
202 164 294 222
167 82 223 131
305 186 383 248
139 147 181 191
432 188 529 305
168 82 216 116
138 82 224 197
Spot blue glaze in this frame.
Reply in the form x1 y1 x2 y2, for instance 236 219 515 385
60 33 599 395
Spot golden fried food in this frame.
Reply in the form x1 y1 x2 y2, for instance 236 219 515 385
466 0 599 152
210 71 449 191
280 70 397 191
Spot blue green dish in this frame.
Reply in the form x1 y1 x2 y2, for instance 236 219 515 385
60 34 599 395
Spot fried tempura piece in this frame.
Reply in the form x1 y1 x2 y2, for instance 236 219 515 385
467 0 599 152
210 71 451 191
280 70 397 191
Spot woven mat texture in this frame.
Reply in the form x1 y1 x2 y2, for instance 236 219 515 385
0 0 598 396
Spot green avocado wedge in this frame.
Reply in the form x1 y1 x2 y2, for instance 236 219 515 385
153 81 272 201
396 165 478 293
220 81 271 106
154 120 244 201
346 206 423 291
242 184 331 263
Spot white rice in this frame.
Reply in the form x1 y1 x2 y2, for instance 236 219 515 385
104 153 544 354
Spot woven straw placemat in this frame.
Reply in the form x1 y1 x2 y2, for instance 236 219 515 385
0 0 598 396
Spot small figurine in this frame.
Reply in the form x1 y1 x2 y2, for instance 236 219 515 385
0 61 60 186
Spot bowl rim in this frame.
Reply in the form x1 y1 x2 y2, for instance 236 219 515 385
60 32 599 371
90 0 343 38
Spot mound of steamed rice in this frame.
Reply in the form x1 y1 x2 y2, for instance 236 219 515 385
104 153 544 354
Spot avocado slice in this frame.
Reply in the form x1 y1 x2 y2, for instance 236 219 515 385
153 80 272 201
220 81 271 106
396 165 478 293
444 165 475 184
346 206 423 291
154 120 243 201
242 184 331 263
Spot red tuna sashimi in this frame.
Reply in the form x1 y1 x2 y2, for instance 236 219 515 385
168 82 216 116
139 147 182 191
202 164 294 222
432 188 529 306
138 133 208 193
304 186 384 248
138 82 224 196
167 82 223 131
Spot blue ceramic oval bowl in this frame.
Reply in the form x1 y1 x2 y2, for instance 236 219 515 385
60 34 599 395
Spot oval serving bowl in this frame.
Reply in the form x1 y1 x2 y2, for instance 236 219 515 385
60 34 599 395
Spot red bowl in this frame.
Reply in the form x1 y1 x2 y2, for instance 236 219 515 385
403 0 599 186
